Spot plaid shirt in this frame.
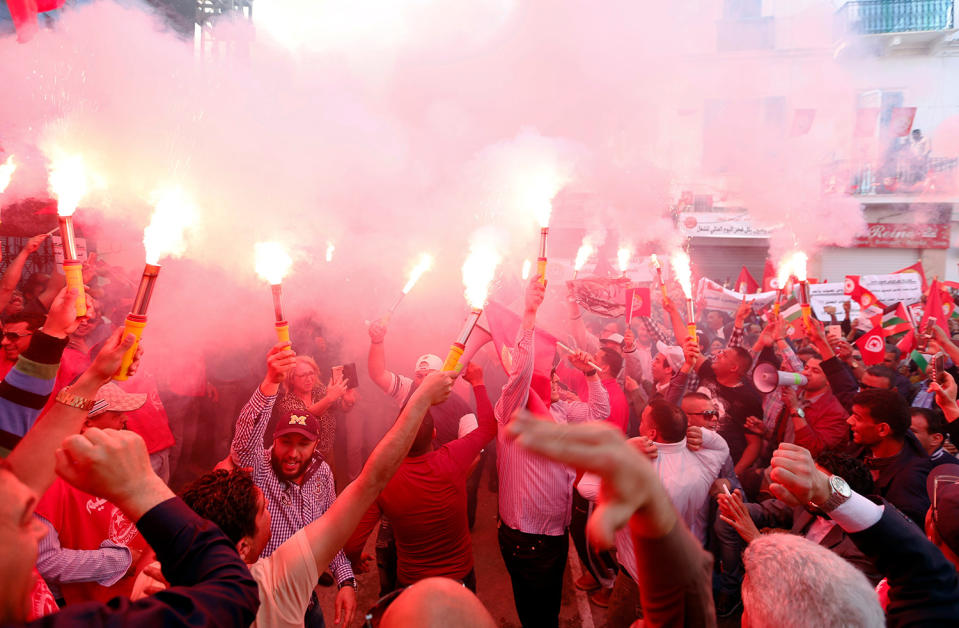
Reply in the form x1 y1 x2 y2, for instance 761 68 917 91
231 388 353 583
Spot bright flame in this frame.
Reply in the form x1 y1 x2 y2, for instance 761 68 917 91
0 156 16 194
326 241 335 262
670 251 693 298
143 187 196 265
617 247 632 274
48 153 89 217
521 258 531 280
574 241 594 272
402 252 433 293
462 241 501 309
650 253 662 271
777 251 808 286
254 242 294 285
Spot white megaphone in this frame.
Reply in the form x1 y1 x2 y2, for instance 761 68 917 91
752 362 808 393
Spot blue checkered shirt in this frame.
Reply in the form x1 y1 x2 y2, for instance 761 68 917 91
231 388 353 583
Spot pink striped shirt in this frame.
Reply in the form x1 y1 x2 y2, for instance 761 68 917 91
495 328 610 536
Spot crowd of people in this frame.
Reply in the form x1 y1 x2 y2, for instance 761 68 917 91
0 230 958 628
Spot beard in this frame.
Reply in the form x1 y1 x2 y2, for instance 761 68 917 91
270 454 310 482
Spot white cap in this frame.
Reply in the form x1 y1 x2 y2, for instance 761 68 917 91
655 341 685 372
414 354 443 372
601 333 625 345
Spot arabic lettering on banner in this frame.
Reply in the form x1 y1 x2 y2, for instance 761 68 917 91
51 236 88 264
567 277 634 318
853 223 950 249
808 273 923 320
698 278 776 313
679 213 777 239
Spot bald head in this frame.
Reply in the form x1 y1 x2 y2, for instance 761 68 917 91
380 578 496 628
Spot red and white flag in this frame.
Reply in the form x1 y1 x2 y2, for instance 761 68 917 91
855 327 887 366
624 286 651 326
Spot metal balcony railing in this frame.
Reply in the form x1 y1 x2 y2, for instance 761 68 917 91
837 0 954 35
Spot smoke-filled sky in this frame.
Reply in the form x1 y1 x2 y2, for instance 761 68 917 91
0 0 955 377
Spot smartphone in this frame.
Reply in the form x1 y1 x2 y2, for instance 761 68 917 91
826 325 842 342
931 353 946 385
336 363 359 389
918 319 936 352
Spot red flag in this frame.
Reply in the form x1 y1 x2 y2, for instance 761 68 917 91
895 261 928 292
624 286 651 326
844 275 885 311
5 0 64 42
790 109 816 137
896 329 916 355
761 258 777 292
735 266 759 294
855 108 880 137
855 327 887 366
484 301 557 413
889 107 917 137
920 280 952 330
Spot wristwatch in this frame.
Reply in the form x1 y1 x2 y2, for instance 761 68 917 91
338 577 357 590
791 407 806 420
811 474 851 513
55 386 97 412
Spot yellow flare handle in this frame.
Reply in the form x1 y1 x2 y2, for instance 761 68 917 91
659 284 669 300
773 302 780 318
113 316 146 381
537 258 547 286
275 321 291 349
63 261 87 317
687 323 697 341
801 304 811 324
443 343 465 373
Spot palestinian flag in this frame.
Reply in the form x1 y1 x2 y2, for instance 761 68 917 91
880 302 912 338
781 298 804 339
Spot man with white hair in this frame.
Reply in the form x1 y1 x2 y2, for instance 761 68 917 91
741 534 884 627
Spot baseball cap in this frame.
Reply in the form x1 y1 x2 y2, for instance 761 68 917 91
414 354 443 373
273 410 320 441
601 333 625 345
89 383 147 418
927 463 959 556
656 341 685 372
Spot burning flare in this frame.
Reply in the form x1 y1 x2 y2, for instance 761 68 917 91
617 247 632 276
326 241 335 263
462 241 500 309
255 242 294 286
574 241 594 273
48 153 89 217
402 253 433 294
144 187 195 265
670 251 693 299
0 156 16 194
521 259 531 281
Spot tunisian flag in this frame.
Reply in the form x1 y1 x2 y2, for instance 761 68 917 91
761 258 777 292
6 0 64 41
735 265 760 294
855 327 887 366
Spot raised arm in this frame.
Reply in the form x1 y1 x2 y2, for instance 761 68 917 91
300 371 454 570
445 363 497 461
7 290 137 497
0 234 47 312
494 277 544 424
564 350 610 423
662 296 691 345
367 319 393 392
35 515 133 588
230 343 295 468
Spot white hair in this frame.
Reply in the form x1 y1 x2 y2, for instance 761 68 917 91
742 533 884 628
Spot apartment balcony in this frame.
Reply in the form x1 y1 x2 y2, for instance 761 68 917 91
836 1 959 54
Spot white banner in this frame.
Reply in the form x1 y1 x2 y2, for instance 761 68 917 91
698 278 776 314
51 236 88 264
808 273 922 321
679 212 776 239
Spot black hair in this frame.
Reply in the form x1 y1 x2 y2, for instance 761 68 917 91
815 451 874 496
409 412 435 456
864 365 897 388
884 345 902 361
646 398 687 443
911 407 949 438
852 389 910 440
5 312 45 333
181 469 259 546
729 346 753 374
683 391 711 403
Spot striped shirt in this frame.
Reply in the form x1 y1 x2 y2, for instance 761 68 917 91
231 388 353 583
495 328 610 536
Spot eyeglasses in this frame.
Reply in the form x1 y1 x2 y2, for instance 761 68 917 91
2 331 32 342
688 410 720 418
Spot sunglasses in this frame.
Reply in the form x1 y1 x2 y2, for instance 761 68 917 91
689 410 720 418
2 331 32 342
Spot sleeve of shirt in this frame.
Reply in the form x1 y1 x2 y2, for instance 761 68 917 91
444 385 497 472
249 529 319 626
726 326 744 349
565 378 610 424
385 372 413 406
457 413 478 438
820 356 860 413
230 387 276 470
776 340 803 373
641 316 672 345
0 331 68 437
624 347 652 384
494 329 534 425
696 428 730 477
576 472 601 502
30 498 260 627
793 409 849 458
664 370 689 406
35 516 132 587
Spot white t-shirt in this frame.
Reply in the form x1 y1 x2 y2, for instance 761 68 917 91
132 527 317 628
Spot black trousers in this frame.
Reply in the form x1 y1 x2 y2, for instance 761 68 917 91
498 523 568 628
